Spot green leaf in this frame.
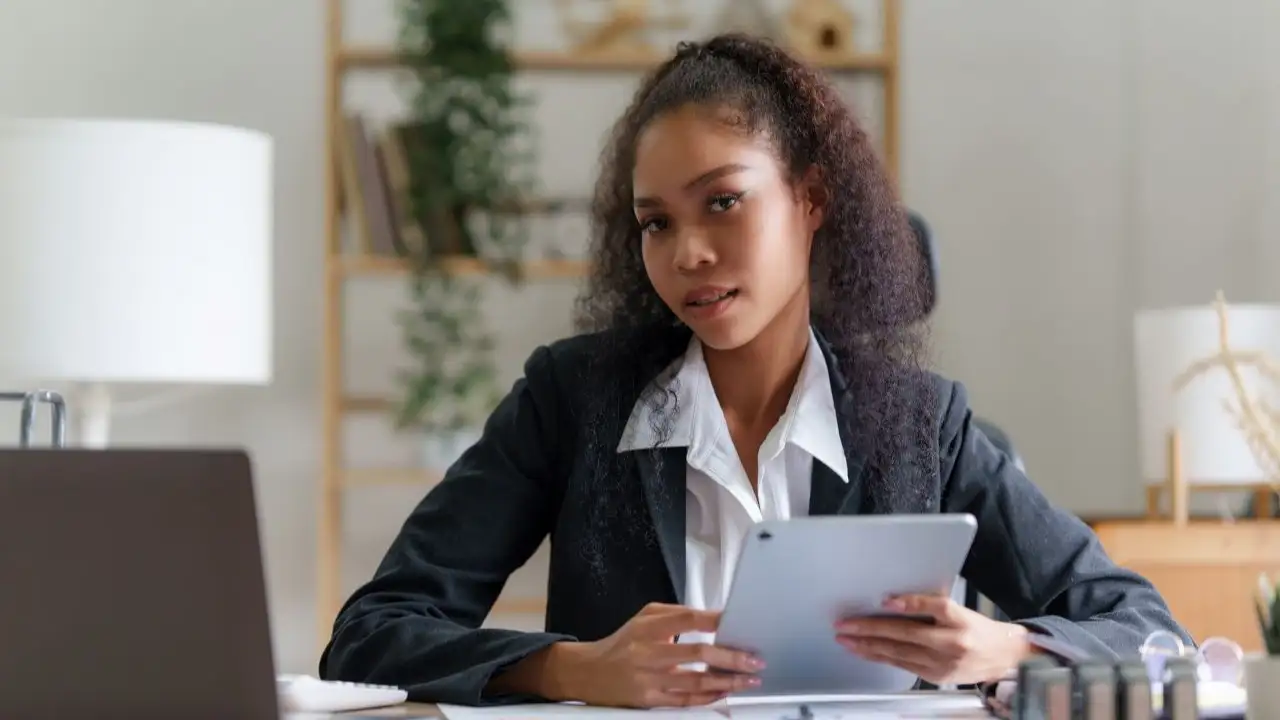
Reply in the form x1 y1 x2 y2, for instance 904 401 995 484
390 0 535 432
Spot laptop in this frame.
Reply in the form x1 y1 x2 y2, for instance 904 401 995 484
0 448 280 719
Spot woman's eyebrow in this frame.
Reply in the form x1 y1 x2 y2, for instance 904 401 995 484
634 163 753 208
683 162 752 190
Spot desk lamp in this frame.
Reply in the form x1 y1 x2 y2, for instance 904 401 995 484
1134 296 1280 521
0 119 273 447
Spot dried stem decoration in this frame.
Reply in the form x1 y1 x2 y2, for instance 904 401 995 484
552 0 688 58
1256 573 1280 655
1171 291 1280 488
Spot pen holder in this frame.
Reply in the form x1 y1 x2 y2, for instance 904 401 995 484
1244 653 1280 719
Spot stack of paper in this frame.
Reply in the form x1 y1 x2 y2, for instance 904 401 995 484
438 691 988 720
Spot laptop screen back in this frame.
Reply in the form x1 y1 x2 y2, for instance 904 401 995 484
0 448 279 719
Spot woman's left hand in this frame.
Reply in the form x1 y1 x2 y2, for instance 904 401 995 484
833 594 1034 686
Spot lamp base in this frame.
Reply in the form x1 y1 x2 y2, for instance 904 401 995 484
1147 429 1279 523
71 382 113 449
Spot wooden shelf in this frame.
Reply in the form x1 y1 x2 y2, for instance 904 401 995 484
339 46 893 73
341 395 393 414
333 255 590 279
343 467 441 488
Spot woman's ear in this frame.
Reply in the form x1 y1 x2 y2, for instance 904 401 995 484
800 165 827 232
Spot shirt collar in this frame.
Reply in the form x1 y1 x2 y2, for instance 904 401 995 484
616 328 849 483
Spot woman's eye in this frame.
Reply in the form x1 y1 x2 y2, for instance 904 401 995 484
639 216 668 234
709 193 741 213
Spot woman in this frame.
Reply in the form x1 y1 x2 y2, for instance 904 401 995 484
319 34 1188 708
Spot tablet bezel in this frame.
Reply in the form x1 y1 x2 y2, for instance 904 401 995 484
714 513 979 696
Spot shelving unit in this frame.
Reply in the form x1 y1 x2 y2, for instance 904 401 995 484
340 45 894 72
335 254 590 279
318 0 902 647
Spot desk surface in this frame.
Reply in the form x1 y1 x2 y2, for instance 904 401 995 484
328 692 991 718
1092 519 1280 652
333 705 440 717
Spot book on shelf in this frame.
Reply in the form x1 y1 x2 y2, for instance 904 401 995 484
335 113 594 268
335 112 410 258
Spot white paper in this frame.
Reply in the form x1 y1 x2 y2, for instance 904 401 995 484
724 693 985 718
438 692 986 720
437 702 723 720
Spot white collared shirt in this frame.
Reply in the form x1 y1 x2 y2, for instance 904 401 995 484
617 329 848 643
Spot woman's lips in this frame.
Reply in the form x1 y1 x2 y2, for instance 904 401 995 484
683 286 739 320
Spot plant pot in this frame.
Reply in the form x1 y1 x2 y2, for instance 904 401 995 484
1245 654 1280 718
420 428 483 473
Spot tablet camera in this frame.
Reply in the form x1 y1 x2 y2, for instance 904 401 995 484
758 530 772 541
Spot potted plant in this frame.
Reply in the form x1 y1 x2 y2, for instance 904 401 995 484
393 0 535 470
395 274 499 470
1248 573 1280 716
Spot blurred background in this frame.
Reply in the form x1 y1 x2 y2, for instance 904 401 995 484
0 0 1277 673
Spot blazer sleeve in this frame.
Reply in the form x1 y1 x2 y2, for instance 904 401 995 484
318 345 575 705
936 379 1193 660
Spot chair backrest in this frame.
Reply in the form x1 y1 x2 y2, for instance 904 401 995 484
909 210 1022 626
907 210 939 319
973 417 1027 473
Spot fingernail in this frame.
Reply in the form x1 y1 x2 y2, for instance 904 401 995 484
883 597 906 611
747 677 762 687
747 656 766 670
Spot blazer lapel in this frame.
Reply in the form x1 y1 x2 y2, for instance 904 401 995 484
809 330 869 516
809 459 863 515
625 326 872 599
636 446 687 604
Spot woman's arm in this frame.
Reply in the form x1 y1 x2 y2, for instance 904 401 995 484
318 345 575 705
937 379 1194 659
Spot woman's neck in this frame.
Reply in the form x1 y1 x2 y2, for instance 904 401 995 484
702 293 811 430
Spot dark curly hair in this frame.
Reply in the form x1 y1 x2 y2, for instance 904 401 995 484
570 34 936 565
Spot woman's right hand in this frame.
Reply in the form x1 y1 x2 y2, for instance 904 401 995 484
550 602 765 708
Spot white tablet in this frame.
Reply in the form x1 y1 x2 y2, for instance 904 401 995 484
714 513 979 696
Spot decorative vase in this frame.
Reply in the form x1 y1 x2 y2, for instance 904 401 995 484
1245 654 1280 718
420 428 483 473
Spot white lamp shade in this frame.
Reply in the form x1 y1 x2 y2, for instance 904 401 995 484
1134 304 1280 486
0 119 272 385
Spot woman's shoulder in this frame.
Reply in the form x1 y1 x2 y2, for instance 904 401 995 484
530 328 612 372
919 370 966 430
515 327 690 456
889 368 967 445
915 372 998 458
887 367 962 421
923 371 961 411
522 327 633 384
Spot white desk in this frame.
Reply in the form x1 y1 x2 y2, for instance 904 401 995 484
328 705 440 717
323 692 991 719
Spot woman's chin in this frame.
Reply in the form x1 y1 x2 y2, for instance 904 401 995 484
675 297 764 351
687 320 756 352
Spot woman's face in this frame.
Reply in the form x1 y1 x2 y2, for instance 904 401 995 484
633 105 822 351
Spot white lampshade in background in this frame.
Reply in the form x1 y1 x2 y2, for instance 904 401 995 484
0 118 273 446
1134 304 1280 487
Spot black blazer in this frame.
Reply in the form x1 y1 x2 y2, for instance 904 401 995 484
318 328 1189 706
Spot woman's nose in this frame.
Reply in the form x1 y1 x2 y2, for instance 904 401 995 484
672 230 715 272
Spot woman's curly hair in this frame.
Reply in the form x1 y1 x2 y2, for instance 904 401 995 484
571 33 936 543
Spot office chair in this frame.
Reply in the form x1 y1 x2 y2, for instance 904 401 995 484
907 210 1025 471
907 210 1018 624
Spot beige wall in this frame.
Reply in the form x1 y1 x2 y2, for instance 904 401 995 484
1 0 1276 674
910 0 1279 522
